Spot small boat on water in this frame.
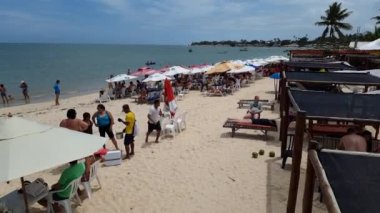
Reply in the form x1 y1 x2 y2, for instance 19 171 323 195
188 48 193 53
145 61 156 66
239 48 248 51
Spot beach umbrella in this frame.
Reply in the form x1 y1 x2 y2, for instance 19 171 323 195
0 117 106 211
164 79 177 116
106 74 137 83
228 66 255 74
164 66 190 76
142 73 172 82
206 61 243 75
132 67 159 76
270 73 281 99
189 65 212 75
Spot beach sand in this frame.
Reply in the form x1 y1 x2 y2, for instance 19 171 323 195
0 77 327 213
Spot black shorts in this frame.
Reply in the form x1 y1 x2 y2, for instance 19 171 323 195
99 125 115 139
148 122 161 132
124 134 134 145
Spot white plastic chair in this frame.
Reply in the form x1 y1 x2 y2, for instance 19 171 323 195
177 93 184 101
174 112 187 133
81 160 102 199
161 118 176 138
46 177 82 213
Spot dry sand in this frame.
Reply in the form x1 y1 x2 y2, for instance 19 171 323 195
0 77 327 213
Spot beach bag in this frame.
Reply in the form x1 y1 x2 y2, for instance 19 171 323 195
133 121 139 137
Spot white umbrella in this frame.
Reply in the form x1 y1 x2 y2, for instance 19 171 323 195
0 117 106 211
0 117 106 182
143 73 172 82
189 65 212 75
164 66 190 76
228 65 255 74
106 74 137 83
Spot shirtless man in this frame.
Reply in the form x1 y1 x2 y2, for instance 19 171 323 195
60 109 88 132
338 128 367 152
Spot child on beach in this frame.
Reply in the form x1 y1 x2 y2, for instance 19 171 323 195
82 112 93 134
53 80 60 105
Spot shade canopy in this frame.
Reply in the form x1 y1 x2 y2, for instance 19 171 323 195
318 149 380 213
0 117 106 182
357 38 380 50
164 66 190 76
132 67 159 76
189 65 212 75
284 71 380 86
206 61 243 75
289 89 380 121
142 73 171 82
285 61 355 70
106 74 137 83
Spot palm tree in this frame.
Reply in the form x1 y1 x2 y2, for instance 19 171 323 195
372 10 380 25
315 2 353 39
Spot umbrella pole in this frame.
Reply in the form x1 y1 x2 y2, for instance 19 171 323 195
20 177 29 213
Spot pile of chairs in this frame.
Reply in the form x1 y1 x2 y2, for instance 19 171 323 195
160 112 188 138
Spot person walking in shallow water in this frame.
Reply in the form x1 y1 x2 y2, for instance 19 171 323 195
53 80 60 105
0 84 9 104
20 81 30 103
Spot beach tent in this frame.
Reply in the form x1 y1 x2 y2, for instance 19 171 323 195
132 67 159 76
164 66 190 76
357 38 380 50
142 73 171 82
106 74 137 83
0 117 106 210
206 61 243 75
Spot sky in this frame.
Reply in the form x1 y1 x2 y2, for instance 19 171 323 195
0 0 378 45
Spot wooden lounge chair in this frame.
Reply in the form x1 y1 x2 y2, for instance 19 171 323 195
222 118 277 140
237 99 275 111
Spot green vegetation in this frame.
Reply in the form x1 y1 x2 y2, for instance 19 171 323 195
191 3 379 48
315 2 352 39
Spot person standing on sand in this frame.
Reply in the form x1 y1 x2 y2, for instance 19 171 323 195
92 104 120 150
118 104 136 159
0 84 9 104
60 109 89 132
20 81 30 103
53 80 60 105
145 99 162 143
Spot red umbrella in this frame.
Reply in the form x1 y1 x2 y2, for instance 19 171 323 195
164 79 177 116
131 67 159 76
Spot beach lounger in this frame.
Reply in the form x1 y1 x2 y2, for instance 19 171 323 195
237 99 275 110
223 118 277 140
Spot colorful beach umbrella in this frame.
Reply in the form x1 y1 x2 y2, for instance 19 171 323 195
164 79 177 115
206 61 243 75
132 67 159 76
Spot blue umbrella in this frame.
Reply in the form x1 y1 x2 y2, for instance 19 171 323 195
270 72 281 79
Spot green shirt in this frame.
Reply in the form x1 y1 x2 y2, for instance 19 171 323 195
57 162 85 198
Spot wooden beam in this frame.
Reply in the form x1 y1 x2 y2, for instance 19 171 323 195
302 142 318 213
21 177 29 213
308 150 341 213
287 111 306 213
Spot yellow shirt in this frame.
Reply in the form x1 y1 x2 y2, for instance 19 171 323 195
125 112 136 134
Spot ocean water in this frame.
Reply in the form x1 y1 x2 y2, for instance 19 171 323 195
0 43 289 107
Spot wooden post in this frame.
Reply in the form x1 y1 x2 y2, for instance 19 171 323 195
302 142 318 213
21 177 30 213
287 111 306 213
279 78 285 141
280 85 290 157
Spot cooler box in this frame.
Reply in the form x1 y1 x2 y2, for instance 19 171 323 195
104 150 122 166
